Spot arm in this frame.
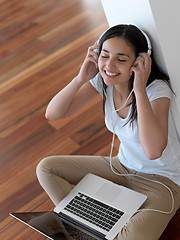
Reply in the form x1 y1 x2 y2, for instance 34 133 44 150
131 53 170 160
45 79 98 120
136 93 169 160
45 42 99 120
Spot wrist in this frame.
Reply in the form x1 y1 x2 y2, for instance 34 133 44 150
72 76 85 87
75 73 90 87
134 88 146 98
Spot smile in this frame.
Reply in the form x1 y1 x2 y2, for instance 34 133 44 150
104 70 120 77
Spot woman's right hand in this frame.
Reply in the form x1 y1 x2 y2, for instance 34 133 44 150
77 42 99 84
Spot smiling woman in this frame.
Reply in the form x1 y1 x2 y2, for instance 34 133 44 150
37 24 180 240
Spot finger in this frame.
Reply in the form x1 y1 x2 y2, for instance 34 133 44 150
89 43 99 51
94 41 99 48
87 56 98 69
137 58 144 68
133 57 144 70
87 48 99 63
87 46 99 59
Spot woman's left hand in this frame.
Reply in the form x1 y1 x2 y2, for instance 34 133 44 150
130 53 152 95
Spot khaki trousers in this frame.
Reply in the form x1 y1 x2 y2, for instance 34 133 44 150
36 155 180 240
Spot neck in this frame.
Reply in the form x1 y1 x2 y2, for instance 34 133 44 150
113 84 131 101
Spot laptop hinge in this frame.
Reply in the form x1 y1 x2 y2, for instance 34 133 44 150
56 211 107 240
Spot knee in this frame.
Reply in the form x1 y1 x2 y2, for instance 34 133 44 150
36 157 52 178
36 156 66 181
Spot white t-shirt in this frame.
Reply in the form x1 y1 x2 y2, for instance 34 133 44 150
90 73 180 185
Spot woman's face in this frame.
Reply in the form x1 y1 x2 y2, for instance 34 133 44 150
98 37 136 86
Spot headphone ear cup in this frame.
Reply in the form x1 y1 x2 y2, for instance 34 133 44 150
92 29 107 61
137 55 144 63
136 56 144 69
93 48 99 61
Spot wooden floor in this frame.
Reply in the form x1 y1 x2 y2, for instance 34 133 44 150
0 0 179 239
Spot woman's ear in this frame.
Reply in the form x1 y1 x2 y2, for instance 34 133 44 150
129 67 133 77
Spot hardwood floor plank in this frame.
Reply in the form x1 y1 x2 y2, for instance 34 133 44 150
0 23 106 93
0 112 46 153
71 128 112 155
0 132 80 183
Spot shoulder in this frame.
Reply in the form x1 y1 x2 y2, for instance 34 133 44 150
90 73 104 96
146 79 172 102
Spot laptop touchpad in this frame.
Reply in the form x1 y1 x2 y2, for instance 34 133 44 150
95 183 122 203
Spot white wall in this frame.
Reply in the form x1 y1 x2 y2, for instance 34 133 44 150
101 0 180 140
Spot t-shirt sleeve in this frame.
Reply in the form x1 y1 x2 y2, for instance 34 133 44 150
146 80 172 102
90 73 104 96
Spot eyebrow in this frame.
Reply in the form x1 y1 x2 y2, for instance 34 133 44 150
102 49 129 57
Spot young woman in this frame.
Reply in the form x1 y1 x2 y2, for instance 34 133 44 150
36 25 180 240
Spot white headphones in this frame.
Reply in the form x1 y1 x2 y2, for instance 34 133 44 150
94 25 152 58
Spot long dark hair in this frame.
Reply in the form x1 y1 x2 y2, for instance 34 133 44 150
98 24 173 125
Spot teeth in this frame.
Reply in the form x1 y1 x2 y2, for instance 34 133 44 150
106 71 119 76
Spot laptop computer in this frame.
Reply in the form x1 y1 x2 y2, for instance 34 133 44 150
10 173 147 240
54 173 147 240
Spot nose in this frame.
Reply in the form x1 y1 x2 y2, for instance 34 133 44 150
106 57 115 69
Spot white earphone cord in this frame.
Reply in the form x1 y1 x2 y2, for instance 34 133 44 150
104 88 174 215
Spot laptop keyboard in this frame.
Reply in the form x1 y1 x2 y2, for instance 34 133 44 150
64 192 124 232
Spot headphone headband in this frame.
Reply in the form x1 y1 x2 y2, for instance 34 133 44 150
97 25 152 56
140 30 152 55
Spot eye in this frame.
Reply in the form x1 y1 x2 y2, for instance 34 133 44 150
118 59 126 62
101 55 108 59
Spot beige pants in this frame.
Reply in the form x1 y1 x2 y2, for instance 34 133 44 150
36 155 180 240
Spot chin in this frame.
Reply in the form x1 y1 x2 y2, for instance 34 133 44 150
102 77 117 86
103 81 115 86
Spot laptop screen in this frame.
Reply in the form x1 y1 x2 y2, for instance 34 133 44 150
10 211 102 240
